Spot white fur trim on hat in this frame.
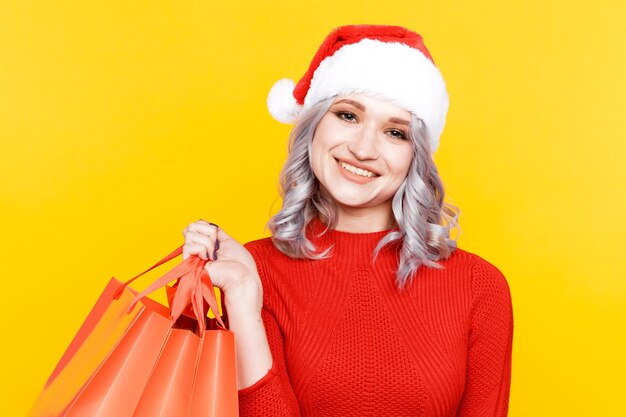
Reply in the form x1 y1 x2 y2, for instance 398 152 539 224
267 78 303 124
304 39 449 153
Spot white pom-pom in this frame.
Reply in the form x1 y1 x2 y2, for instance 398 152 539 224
267 78 301 124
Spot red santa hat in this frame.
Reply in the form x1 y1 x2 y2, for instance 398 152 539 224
267 24 449 153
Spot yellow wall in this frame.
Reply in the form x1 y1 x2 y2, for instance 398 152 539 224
2 1 624 415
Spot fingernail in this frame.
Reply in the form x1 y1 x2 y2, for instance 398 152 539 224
208 222 219 228
212 239 219 261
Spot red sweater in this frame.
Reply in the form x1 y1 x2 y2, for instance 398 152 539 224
238 217 513 416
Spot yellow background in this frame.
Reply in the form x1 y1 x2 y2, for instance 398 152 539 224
2 1 625 416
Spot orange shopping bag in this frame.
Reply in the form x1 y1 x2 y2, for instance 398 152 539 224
27 245 238 417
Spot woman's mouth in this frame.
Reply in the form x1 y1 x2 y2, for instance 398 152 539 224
335 158 380 183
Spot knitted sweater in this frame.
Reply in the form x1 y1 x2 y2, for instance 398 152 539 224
238 217 514 417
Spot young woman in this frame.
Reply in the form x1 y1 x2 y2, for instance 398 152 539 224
182 25 513 417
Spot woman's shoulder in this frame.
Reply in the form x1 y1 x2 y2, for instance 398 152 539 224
445 246 500 267
447 247 512 303
242 236 290 274
444 247 510 285
243 236 275 256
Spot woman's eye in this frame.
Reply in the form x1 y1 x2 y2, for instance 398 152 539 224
388 129 407 139
336 111 357 122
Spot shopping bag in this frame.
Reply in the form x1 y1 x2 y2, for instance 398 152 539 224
27 245 238 417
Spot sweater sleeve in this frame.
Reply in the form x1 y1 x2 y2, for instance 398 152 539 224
238 241 301 416
456 258 514 417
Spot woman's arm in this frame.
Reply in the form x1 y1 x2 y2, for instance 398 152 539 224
237 306 301 416
456 258 514 417
225 274 273 389
237 241 301 416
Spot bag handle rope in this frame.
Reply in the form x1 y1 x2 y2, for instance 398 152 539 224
115 245 226 335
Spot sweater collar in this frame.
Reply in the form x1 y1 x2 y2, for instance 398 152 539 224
305 216 401 265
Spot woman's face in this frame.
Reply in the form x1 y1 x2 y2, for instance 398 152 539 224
310 93 414 216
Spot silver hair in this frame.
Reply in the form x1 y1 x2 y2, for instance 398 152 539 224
266 96 460 289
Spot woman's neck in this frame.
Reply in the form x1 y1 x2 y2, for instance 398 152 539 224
318 205 396 233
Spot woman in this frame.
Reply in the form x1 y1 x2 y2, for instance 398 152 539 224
182 25 513 417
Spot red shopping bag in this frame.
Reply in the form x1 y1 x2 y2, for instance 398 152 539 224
27 245 238 417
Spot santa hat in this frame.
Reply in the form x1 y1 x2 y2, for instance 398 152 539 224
267 24 449 153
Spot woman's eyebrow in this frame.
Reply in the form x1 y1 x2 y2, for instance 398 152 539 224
389 117 410 126
334 99 365 111
333 99 410 126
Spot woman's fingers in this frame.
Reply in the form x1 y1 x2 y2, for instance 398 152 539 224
182 220 239 265
182 242 210 261
183 221 220 260
186 230 214 253
188 221 218 238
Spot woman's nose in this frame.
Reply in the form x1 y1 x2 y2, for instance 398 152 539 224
347 126 378 160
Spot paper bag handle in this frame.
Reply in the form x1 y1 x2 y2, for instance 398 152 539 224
115 245 226 334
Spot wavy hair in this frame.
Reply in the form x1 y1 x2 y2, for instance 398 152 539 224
266 95 460 289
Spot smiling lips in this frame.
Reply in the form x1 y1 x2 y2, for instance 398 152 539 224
335 158 380 184
334 158 380 178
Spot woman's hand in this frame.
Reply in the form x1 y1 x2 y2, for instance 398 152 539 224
182 219 273 388
182 220 262 316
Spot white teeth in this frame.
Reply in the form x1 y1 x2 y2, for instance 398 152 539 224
339 161 376 178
